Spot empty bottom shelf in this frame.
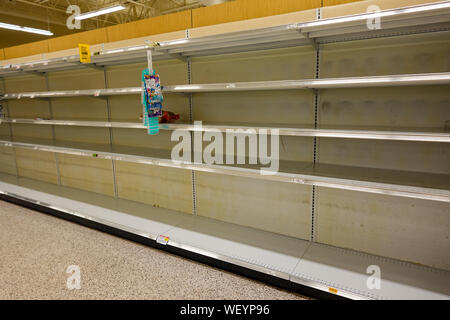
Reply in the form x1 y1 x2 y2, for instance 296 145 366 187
0 173 448 300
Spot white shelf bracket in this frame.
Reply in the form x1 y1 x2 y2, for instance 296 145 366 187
158 48 188 63
72 61 105 71
300 31 319 50
23 70 47 77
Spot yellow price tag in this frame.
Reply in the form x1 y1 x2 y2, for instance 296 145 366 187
78 43 91 63
329 287 338 294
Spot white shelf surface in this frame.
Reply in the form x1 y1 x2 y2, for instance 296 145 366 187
0 176 181 241
291 243 450 300
2 118 450 142
2 119 147 129
0 135 448 202
0 173 449 299
1 87 141 99
163 216 310 280
2 73 449 99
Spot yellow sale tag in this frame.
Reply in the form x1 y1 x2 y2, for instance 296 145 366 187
78 43 91 63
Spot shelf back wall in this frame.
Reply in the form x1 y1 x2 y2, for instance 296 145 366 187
314 31 450 271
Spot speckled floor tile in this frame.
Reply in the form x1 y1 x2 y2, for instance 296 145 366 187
0 200 309 300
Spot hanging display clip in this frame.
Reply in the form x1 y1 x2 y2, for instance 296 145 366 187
142 41 163 135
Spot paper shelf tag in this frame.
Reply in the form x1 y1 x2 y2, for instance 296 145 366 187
156 235 169 245
78 43 91 63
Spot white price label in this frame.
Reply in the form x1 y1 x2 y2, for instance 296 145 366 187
156 235 170 245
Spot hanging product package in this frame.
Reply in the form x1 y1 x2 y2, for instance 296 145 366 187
142 68 163 135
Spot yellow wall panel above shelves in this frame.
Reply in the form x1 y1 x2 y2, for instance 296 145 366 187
105 10 191 43
323 0 363 7
244 0 321 19
47 29 108 52
189 8 317 38
192 1 245 27
3 39 49 60
192 0 321 28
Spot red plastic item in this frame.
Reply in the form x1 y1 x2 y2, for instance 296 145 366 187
159 110 180 123
140 110 180 123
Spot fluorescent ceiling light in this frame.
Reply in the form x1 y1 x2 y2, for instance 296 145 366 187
75 5 126 20
0 22 53 36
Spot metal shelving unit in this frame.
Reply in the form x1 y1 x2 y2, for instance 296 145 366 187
1 1 450 299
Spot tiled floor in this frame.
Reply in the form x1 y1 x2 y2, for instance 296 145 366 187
0 199 308 300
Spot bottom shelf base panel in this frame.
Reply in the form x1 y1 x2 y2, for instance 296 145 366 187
0 173 448 300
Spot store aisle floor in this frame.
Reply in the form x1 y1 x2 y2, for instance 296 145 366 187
0 200 308 300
